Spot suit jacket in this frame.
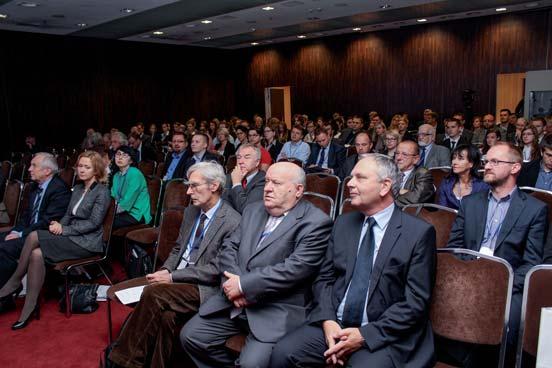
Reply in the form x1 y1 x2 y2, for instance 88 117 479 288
309 208 436 367
199 200 333 342
222 171 265 214
423 144 451 169
438 136 470 151
161 150 191 180
306 141 346 173
396 167 435 207
517 159 540 188
264 140 283 163
338 129 357 146
182 151 220 177
447 188 548 294
162 201 241 303
215 142 236 164
137 142 157 163
13 175 71 237
60 182 111 253
337 154 360 180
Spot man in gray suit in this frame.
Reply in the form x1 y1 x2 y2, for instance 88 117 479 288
395 141 435 207
109 162 241 368
181 162 333 368
223 143 265 214
417 124 451 169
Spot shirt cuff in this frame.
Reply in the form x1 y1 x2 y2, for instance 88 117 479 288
10 231 22 238
238 278 243 294
232 183 241 188
169 272 173 283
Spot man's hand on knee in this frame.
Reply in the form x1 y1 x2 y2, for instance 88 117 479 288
146 269 172 284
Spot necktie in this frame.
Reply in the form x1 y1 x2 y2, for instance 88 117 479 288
241 178 247 189
418 146 426 167
31 187 43 224
342 217 376 327
188 214 207 262
450 141 456 151
317 147 326 167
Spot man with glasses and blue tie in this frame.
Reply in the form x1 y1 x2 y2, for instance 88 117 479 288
0 152 70 308
445 142 548 366
394 140 434 207
271 154 437 368
109 161 241 368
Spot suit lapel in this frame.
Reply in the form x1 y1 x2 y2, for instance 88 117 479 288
176 206 200 260
366 208 402 304
246 171 263 193
495 189 525 251
344 212 366 286
195 203 227 261
474 191 489 248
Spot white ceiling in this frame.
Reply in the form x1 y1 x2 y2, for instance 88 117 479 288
0 0 549 48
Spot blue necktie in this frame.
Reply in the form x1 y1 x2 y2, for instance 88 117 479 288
342 217 376 327
187 214 207 263
418 146 426 167
317 147 326 167
30 187 43 224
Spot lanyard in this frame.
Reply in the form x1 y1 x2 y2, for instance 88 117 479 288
186 201 222 252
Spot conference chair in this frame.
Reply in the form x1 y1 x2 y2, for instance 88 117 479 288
154 162 165 178
58 167 76 188
339 198 355 216
306 173 341 206
516 265 552 368
303 191 335 218
1 160 12 183
429 167 451 202
0 180 23 230
431 248 513 368
9 162 25 182
137 160 157 177
402 203 458 248
53 199 116 317
225 155 237 173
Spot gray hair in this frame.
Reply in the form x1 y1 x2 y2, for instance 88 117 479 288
237 143 261 161
187 161 226 193
112 131 128 145
35 152 59 174
367 153 402 198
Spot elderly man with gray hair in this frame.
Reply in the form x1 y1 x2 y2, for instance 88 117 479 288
0 152 71 307
417 124 451 168
109 161 241 368
271 154 437 368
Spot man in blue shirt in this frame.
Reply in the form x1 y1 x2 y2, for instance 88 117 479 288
277 125 311 165
161 132 189 180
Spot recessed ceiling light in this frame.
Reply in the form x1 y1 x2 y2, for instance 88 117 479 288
121 8 134 13
262 6 274 11
250 27 256 31
251 42 259 45
204 36 212 40
353 27 361 31
297 35 306 39
0 14 8 19
18 2 39 7
76 23 87 27
201 20 213 24
417 18 427 22
380 4 391 9
496 7 507 12
153 31 164 35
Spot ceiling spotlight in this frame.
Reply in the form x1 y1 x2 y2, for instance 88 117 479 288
201 20 213 24
496 7 507 11
76 23 87 27
204 36 212 40
251 42 259 45
417 18 427 22
262 6 274 11
380 4 391 9
153 31 164 35
121 8 134 13
0 14 8 19
297 35 306 39
353 27 361 31
18 2 39 7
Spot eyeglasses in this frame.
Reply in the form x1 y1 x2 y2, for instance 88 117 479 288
385 137 397 141
115 152 130 158
184 181 209 190
482 159 517 167
395 151 418 157
236 154 254 160
248 133 259 137
417 132 432 137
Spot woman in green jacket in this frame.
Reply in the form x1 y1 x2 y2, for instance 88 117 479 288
111 145 151 230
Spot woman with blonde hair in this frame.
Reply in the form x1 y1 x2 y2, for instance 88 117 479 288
0 151 110 329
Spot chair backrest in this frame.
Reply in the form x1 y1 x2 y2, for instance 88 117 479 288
429 167 450 196
306 173 341 204
1 161 12 182
101 199 117 255
153 208 185 268
519 188 552 224
154 162 166 178
2 180 23 226
339 198 356 216
402 203 458 248
138 160 156 176
517 265 552 365
17 182 34 224
431 248 513 368
161 179 190 213
339 176 352 204
56 155 68 170
303 192 335 218
146 176 162 224
225 155 237 174
10 162 25 182
58 167 75 188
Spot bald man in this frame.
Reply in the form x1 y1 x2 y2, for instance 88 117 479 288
181 162 333 368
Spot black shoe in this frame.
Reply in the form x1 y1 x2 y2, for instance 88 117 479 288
11 304 40 330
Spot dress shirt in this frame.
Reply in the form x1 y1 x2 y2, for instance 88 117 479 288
232 170 259 188
33 176 53 223
535 164 552 191
278 141 311 164
400 168 414 189
522 146 532 162
164 151 185 180
448 137 460 150
479 188 515 256
336 203 395 326
193 151 206 164
177 199 222 269
316 145 330 168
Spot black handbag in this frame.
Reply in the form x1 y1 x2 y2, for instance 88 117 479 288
126 244 153 279
59 283 99 314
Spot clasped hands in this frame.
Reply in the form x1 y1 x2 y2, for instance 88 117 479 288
222 271 249 308
322 320 365 367
49 221 63 235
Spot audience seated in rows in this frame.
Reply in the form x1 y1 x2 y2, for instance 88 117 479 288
417 124 451 168
277 125 311 165
306 128 346 175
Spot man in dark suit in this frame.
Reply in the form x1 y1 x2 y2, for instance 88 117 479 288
337 132 372 180
0 153 71 297
271 153 436 367
394 141 435 207
306 129 346 175
437 119 470 151
497 109 516 143
183 133 219 175
417 124 451 169
181 162 333 368
223 143 265 214
161 132 190 180
109 161 241 368
128 132 156 163
446 142 548 365
338 115 364 146
518 134 552 190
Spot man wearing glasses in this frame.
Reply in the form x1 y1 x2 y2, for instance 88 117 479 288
109 162 241 368
417 124 450 169
394 141 434 207
445 142 548 366
247 128 272 171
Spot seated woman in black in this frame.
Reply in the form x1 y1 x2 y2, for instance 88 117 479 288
0 151 110 329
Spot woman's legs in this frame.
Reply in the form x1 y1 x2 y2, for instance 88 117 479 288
0 231 40 298
17 247 45 322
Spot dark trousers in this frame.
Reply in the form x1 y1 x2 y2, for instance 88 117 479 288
270 322 394 368
109 282 200 368
0 231 25 288
113 212 144 230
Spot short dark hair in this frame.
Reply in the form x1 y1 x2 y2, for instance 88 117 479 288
451 144 482 179
248 127 263 136
128 132 141 141
500 108 512 115
235 125 248 134
314 128 328 137
291 124 305 136
194 133 209 144
540 134 552 151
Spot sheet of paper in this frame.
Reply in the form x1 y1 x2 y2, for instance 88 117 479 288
114 285 146 305
537 307 552 368
96 285 110 301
